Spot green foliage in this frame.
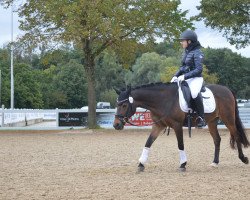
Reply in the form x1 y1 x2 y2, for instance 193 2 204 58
203 48 248 96
202 65 218 84
38 47 82 69
125 52 167 86
14 63 43 108
39 65 59 108
95 50 126 97
1 0 193 54
0 48 44 108
197 0 250 48
0 42 249 109
1 0 193 127
161 65 179 83
160 63 218 84
54 59 88 108
161 56 181 81
0 48 11 106
39 60 88 109
154 42 182 58
99 90 117 108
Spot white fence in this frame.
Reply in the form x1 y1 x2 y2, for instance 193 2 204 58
0 109 57 127
0 107 250 128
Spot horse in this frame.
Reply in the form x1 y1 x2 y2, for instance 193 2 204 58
113 82 249 172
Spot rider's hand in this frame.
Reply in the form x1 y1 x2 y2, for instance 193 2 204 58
177 75 185 83
170 76 178 83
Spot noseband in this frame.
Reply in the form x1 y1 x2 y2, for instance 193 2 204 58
115 98 133 125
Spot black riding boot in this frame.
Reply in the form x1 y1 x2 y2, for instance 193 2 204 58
194 94 206 128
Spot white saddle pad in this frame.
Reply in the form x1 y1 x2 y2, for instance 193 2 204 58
179 87 216 113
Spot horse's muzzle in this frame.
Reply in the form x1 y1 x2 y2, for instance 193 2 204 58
113 115 127 130
113 122 124 130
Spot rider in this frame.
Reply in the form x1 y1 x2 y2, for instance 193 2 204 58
171 29 206 128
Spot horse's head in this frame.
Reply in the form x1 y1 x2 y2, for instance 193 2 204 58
113 86 136 130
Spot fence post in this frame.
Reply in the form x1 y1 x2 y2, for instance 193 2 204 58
56 108 59 127
1 104 4 127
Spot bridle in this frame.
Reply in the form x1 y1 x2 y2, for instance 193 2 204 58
115 97 163 127
115 98 133 125
115 97 171 135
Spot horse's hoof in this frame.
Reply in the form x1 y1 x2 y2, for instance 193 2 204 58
179 162 187 172
179 167 186 172
137 163 145 172
243 157 249 164
210 162 219 168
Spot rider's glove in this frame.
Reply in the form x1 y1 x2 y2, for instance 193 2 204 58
177 75 185 83
170 76 178 83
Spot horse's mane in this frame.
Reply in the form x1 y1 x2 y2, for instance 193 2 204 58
132 82 173 91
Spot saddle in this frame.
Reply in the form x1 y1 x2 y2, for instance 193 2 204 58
179 81 215 113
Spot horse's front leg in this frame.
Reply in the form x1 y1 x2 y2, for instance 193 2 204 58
174 124 187 171
138 125 164 172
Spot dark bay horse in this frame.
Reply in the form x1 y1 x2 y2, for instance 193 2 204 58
113 82 249 172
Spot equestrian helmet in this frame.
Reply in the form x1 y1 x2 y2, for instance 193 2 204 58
179 29 197 42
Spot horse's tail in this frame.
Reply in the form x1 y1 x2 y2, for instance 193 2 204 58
230 92 249 149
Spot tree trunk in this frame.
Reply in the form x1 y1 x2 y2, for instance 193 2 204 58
84 53 97 128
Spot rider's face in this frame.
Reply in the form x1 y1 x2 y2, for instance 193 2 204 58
180 40 188 48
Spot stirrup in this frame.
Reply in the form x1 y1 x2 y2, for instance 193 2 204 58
196 116 206 128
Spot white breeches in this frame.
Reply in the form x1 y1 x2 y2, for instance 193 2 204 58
185 77 204 98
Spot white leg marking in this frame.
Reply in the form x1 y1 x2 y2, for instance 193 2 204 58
139 147 150 165
210 162 219 168
179 150 187 165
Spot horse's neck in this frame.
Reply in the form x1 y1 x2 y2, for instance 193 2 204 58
131 85 177 110
131 90 151 109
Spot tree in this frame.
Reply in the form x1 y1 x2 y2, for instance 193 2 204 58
34 64 64 109
202 65 218 84
203 48 248 95
238 57 250 98
125 52 166 86
38 46 82 70
1 0 192 128
197 0 250 48
99 90 117 108
0 48 11 107
160 58 218 84
95 50 127 100
154 42 181 57
54 59 88 108
14 63 43 108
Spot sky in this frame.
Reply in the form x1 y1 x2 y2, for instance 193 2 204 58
0 0 249 58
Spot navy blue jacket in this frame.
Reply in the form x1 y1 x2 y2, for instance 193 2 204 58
175 42 204 80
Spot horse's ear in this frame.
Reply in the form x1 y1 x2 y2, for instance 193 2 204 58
113 88 121 95
127 85 132 93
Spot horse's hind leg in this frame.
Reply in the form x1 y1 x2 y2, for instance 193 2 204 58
236 141 249 164
207 119 221 166
222 118 249 164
